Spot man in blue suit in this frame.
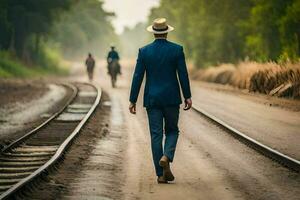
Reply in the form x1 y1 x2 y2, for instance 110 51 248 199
129 18 192 183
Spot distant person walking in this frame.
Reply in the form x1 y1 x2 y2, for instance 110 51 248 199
129 18 192 183
85 53 95 81
107 45 121 87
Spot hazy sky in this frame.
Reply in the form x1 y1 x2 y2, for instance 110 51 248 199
103 0 160 34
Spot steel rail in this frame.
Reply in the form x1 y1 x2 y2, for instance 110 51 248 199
0 83 102 199
192 104 300 172
1 83 78 153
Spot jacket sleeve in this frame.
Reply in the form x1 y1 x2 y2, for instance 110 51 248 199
129 49 145 103
177 46 192 99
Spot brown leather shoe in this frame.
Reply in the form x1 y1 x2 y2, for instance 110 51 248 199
159 155 175 181
157 176 168 184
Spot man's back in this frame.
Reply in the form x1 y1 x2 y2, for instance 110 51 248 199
130 39 191 107
107 50 119 61
129 18 192 183
86 57 95 68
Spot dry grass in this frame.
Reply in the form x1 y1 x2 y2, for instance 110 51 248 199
192 62 300 99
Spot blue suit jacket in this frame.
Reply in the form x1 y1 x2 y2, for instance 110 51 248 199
129 39 191 107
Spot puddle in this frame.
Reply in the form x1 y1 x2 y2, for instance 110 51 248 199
56 112 86 122
78 91 97 97
40 113 51 118
102 101 112 107
68 104 92 109
110 96 123 126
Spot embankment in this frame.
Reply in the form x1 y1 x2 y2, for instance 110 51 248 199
192 62 300 99
0 51 68 78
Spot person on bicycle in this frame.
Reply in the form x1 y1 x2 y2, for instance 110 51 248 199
85 53 95 81
107 45 121 75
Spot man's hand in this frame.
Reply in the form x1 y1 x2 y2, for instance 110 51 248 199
184 98 192 111
129 102 136 114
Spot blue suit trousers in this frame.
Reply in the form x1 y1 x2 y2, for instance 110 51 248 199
146 106 179 176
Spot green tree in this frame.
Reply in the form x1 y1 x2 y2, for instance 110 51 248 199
0 1 12 50
149 0 252 67
243 0 293 61
51 0 118 58
279 0 300 61
0 0 73 63
148 0 299 67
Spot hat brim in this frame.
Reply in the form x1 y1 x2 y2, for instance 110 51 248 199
146 25 174 34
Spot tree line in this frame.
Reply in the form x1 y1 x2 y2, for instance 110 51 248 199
0 0 117 66
51 0 117 59
149 0 300 67
0 0 72 62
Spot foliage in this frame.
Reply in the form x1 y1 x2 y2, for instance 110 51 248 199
149 0 300 67
51 0 118 59
0 0 72 57
0 0 73 77
0 0 117 77
0 51 67 78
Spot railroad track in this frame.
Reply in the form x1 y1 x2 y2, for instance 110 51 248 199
0 82 101 199
192 105 300 173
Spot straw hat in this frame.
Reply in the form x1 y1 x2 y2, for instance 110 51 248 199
147 18 174 34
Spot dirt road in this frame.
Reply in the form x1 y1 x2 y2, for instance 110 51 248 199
192 81 300 160
27 61 300 199
61 61 300 200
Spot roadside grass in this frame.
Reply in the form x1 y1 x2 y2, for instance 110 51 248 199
0 51 69 78
192 61 300 99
